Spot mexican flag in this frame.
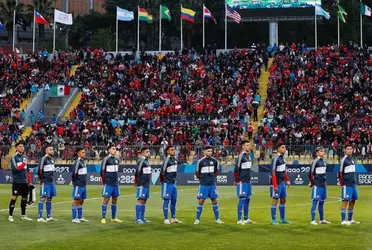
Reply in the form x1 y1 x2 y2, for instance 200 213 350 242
361 3 372 17
51 85 70 96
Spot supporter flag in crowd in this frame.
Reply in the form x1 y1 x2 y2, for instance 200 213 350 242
51 85 71 96
0 21 4 31
226 5 241 24
203 6 217 24
139 8 153 23
117 7 134 21
315 5 330 20
161 5 171 21
54 9 73 25
181 7 196 23
361 3 372 17
337 4 347 23
34 10 49 25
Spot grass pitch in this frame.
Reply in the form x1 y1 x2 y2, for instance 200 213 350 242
0 185 371 250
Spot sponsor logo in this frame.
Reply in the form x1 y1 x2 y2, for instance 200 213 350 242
56 174 65 185
151 170 161 185
217 175 228 184
5 175 13 183
119 175 135 184
294 174 304 185
187 175 200 184
250 176 259 184
90 175 102 182
358 174 372 185
122 168 136 174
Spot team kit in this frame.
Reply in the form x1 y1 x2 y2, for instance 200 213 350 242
8 141 360 226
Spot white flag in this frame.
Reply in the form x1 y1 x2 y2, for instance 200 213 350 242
54 9 73 25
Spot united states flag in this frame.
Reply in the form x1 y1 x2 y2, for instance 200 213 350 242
226 5 241 24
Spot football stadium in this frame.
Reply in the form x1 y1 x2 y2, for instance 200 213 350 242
0 0 371 249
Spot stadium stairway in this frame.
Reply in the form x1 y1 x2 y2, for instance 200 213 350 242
60 92 82 120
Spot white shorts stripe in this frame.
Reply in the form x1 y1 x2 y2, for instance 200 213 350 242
343 186 346 199
313 186 317 199
163 183 167 197
239 183 243 196
103 185 106 196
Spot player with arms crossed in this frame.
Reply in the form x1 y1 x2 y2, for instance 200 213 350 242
339 144 360 225
160 145 182 224
135 147 152 224
101 145 122 224
234 141 255 225
270 143 291 225
38 145 57 222
71 147 89 223
194 145 224 225
8 141 33 222
308 147 331 225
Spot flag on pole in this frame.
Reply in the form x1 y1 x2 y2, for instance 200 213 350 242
0 21 4 31
139 8 153 23
54 9 73 25
361 3 372 17
161 6 171 21
34 10 49 25
181 7 196 23
315 5 330 20
117 7 134 21
337 5 347 23
51 85 71 96
204 6 217 24
226 5 241 24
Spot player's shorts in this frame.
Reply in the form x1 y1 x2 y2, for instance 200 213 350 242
311 186 327 201
270 183 287 199
341 185 358 201
236 182 252 198
136 186 150 200
102 185 120 198
197 184 219 200
12 183 29 197
161 183 177 200
72 186 87 200
40 184 57 198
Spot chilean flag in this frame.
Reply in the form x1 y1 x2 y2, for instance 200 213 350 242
203 6 217 24
34 10 49 25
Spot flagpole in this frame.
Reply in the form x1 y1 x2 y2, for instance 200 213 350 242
53 9 56 52
337 15 340 47
32 9 35 53
202 4 205 49
116 6 118 53
225 4 227 51
360 0 363 47
315 6 317 49
12 9 16 52
159 5 162 52
137 6 140 58
180 4 183 51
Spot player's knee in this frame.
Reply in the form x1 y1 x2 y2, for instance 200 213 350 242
198 199 205 205
211 199 218 205
47 198 52 202
280 198 286 204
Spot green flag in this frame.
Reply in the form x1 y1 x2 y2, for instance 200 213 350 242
161 5 171 21
337 5 347 23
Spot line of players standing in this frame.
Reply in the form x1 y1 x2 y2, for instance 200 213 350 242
8 140 360 226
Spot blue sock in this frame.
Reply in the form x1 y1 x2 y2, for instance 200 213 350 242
311 200 318 221
163 199 169 220
135 204 142 221
141 204 146 221
341 209 346 221
46 201 52 218
102 204 107 219
348 209 353 221
196 204 203 220
38 201 44 219
111 204 117 219
170 199 176 219
244 198 250 220
77 205 82 219
318 201 324 221
72 205 77 220
237 198 245 221
279 205 285 220
271 205 276 221
213 204 219 220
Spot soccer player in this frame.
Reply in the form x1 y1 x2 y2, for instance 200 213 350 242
309 147 331 225
71 147 89 223
134 147 152 224
161 145 182 224
339 144 360 225
37 145 57 222
234 141 255 225
270 143 291 225
101 145 122 224
8 141 33 222
194 145 224 225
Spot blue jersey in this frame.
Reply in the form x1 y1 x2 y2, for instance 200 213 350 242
234 152 252 183
339 156 356 186
72 158 87 186
309 157 327 187
196 157 219 186
135 156 152 188
38 155 55 184
101 155 120 186
10 153 29 184
161 156 178 184
270 154 287 186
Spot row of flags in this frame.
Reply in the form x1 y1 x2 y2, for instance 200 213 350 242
312 3 372 23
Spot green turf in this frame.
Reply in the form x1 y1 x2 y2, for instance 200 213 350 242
0 185 371 250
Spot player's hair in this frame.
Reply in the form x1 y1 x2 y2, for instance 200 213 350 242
344 144 353 149
107 144 116 151
76 147 84 154
44 144 53 153
241 140 250 146
165 145 174 153
276 142 285 149
204 145 212 150
140 146 149 153
15 141 25 147
315 147 324 153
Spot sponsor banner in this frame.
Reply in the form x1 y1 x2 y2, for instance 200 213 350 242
357 173 372 185
259 164 372 173
175 173 234 186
